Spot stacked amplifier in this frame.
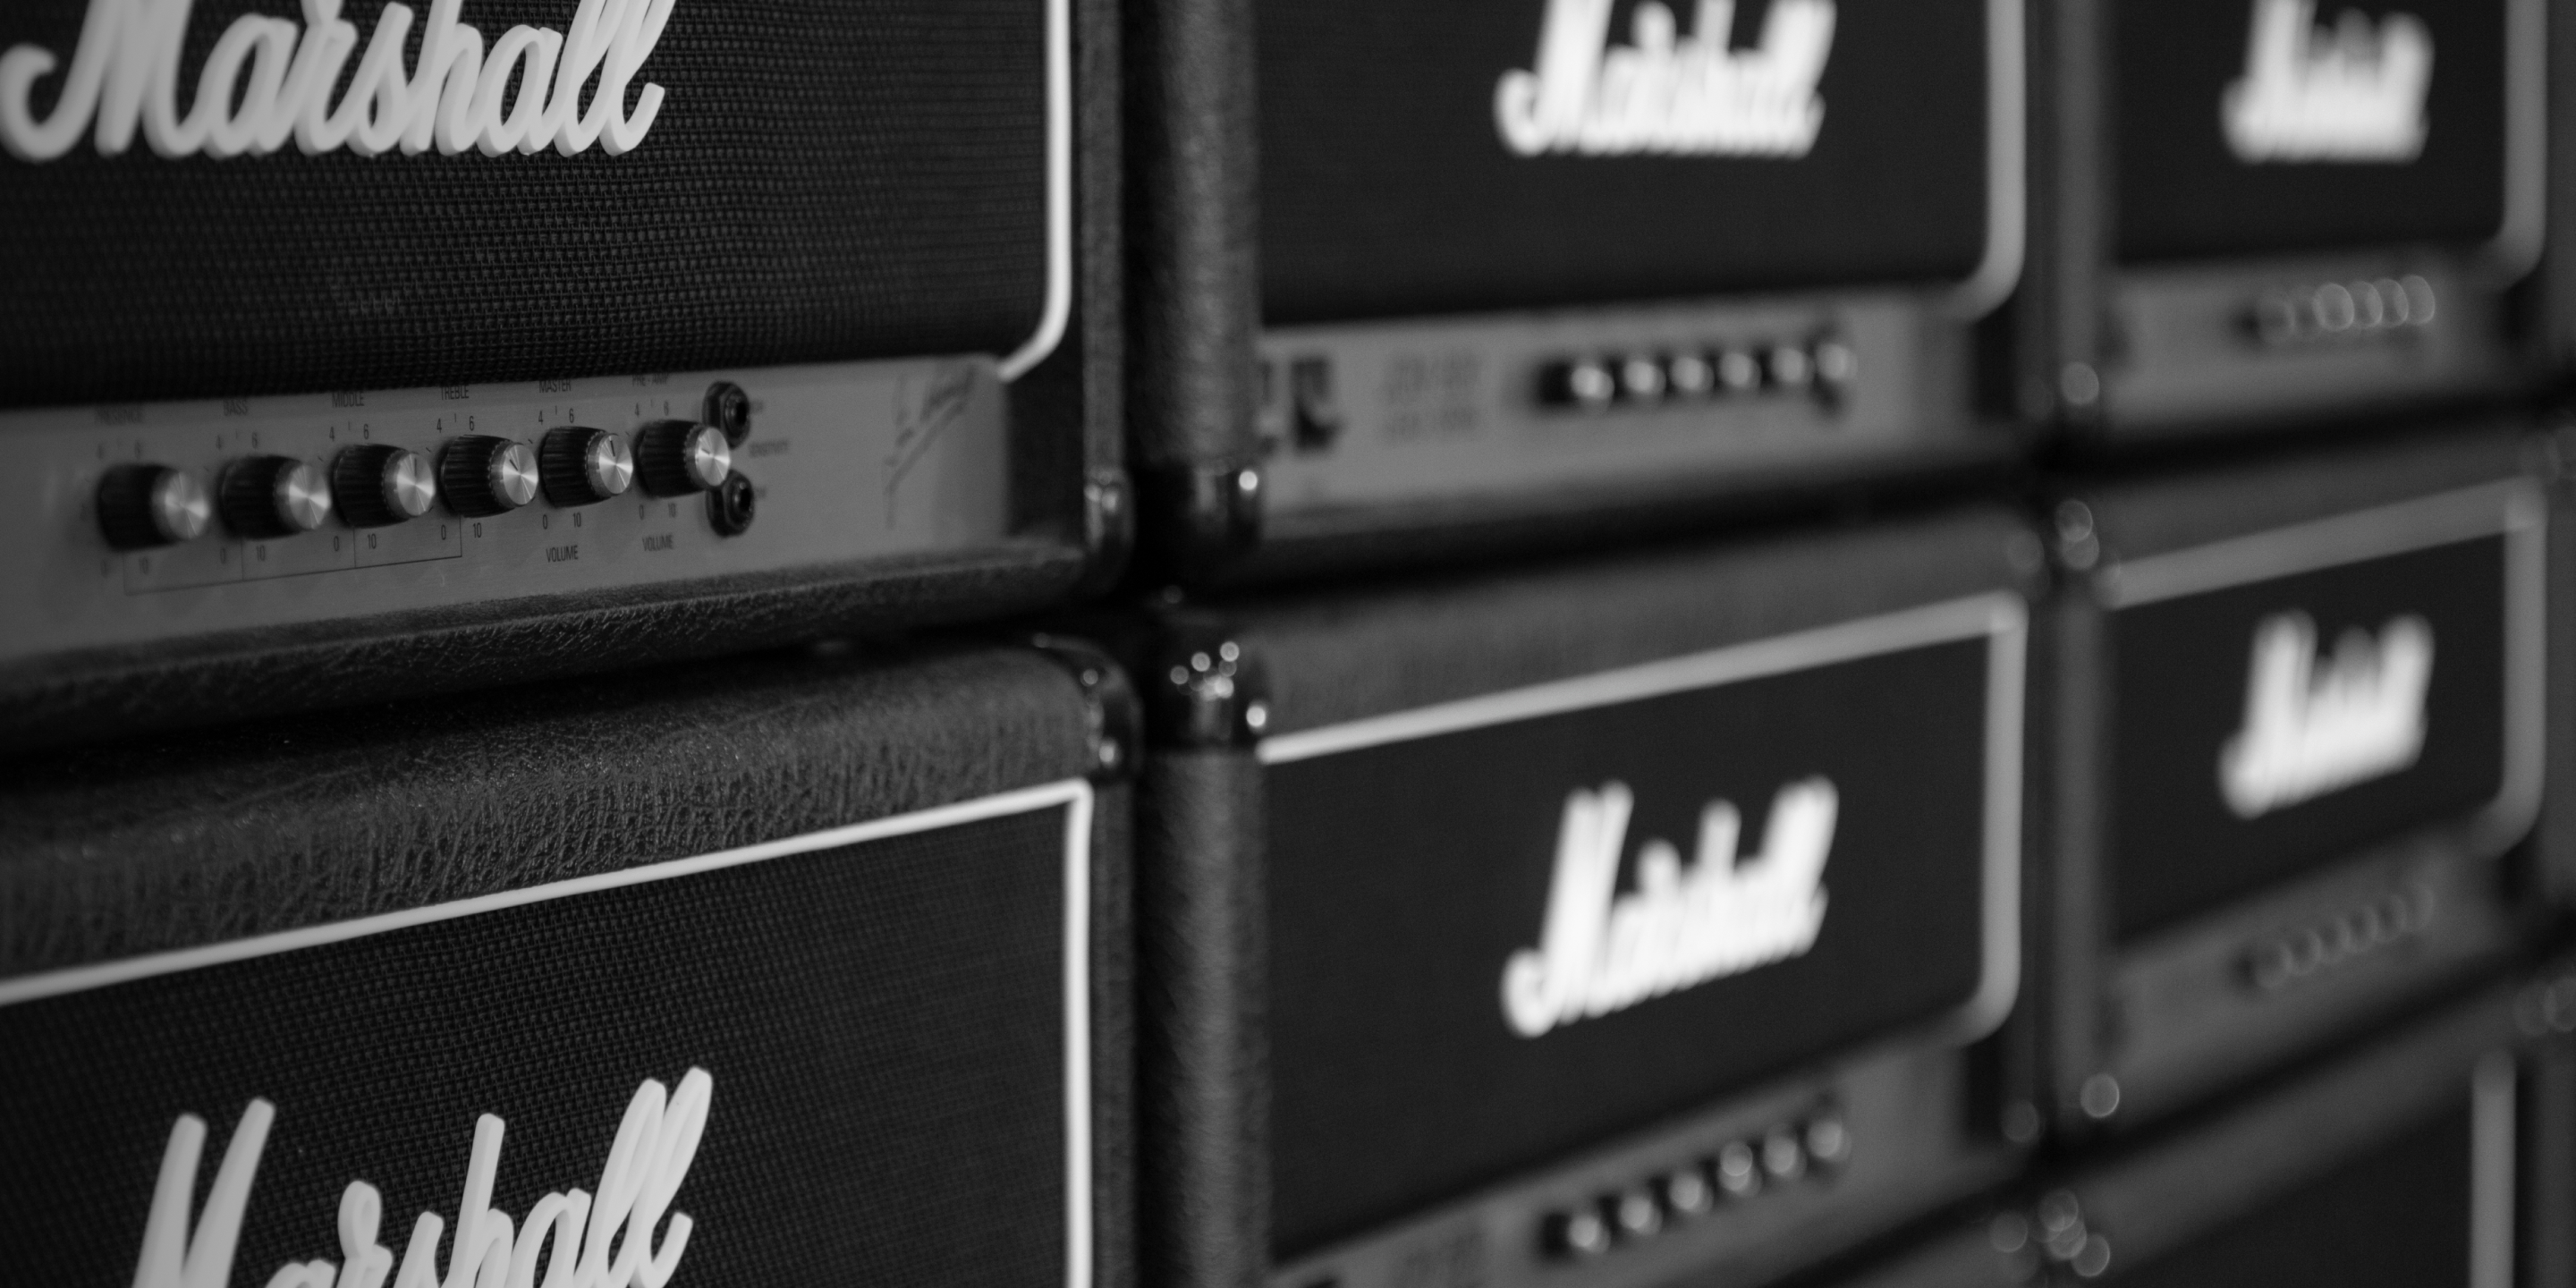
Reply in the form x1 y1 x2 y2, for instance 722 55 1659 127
0 0 1125 747
2038 0 2546 436
0 641 1137 1288
1129 0 2028 579
1825 964 2576 1288
2028 425 2555 1136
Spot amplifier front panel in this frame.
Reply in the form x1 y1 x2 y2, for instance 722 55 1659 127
2088 0 2544 432
2104 252 2518 433
0 782 1100 1288
1256 291 1980 525
1 356 1013 664
1259 594 2024 1265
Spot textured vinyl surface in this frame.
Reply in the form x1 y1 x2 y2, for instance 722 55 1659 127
2114 1097 2473 1287
0 642 1097 971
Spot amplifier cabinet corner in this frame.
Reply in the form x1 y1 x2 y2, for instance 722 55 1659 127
1137 509 2045 1288
0 640 1139 1288
1131 0 2029 583
2070 0 2547 437
0 0 1131 747
1825 967 2565 1288
2037 423 2551 1135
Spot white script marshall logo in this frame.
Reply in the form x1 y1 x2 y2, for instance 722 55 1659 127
1501 777 1836 1038
0 0 676 163
126 1068 710 1288
2223 0 2431 163
1494 0 1835 158
2220 611 2432 818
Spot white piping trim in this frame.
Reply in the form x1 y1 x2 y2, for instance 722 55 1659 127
2096 479 2543 608
1259 592 2029 1046
1959 598 2028 1038
1059 780 1096 1288
0 775 1099 1288
1258 593 2025 764
1946 0 2027 318
2470 1051 2518 1288
2480 0 2546 282
0 777 1090 1005
998 0 1075 382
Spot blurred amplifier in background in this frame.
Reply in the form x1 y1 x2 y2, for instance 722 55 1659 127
2038 0 2546 438
1828 965 2575 1288
1130 0 2027 581
0 0 1125 748
2026 425 2556 1138
0 640 1135 1288
1127 513 2038 1288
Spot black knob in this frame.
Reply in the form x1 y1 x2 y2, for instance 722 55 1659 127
703 381 752 445
540 426 635 506
439 436 539 518
332 445 436 529
708 471 756 536
217 455 332 538
635 420 731 496
96 464 211 550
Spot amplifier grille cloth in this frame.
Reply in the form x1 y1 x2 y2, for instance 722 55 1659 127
0 0 1050 408
0 807 1072 1287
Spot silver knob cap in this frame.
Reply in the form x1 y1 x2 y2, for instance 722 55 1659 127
96 465 212 549
635 420 732 496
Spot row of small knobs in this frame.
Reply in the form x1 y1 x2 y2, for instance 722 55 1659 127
98 420 733 550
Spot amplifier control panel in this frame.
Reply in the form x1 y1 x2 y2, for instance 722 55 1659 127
2106 252 2516 431
1255 290 1980 521
2 357 1014 664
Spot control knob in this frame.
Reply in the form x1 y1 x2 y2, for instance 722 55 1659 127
538 426 635 506
439 436 539 517
634 420 731 496
95 464 211 550
217 456 332 538
332 445 437 529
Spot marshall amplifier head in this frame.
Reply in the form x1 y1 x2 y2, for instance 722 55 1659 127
1825 968 2561 1288
1130 511 2038 1288
0 0 1126 748
0 638 1136 1288
2033 424 2550 1137
1128 0 2027 582
2054 0 2547 437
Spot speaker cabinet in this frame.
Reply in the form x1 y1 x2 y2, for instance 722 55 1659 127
1828 967 2569 1288
0 640 1135 1288
2033 423 2552 1137
1132 510 2038 1288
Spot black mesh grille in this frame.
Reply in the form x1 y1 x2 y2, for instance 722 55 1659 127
0 0 1052 408
0 805 1078 1288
